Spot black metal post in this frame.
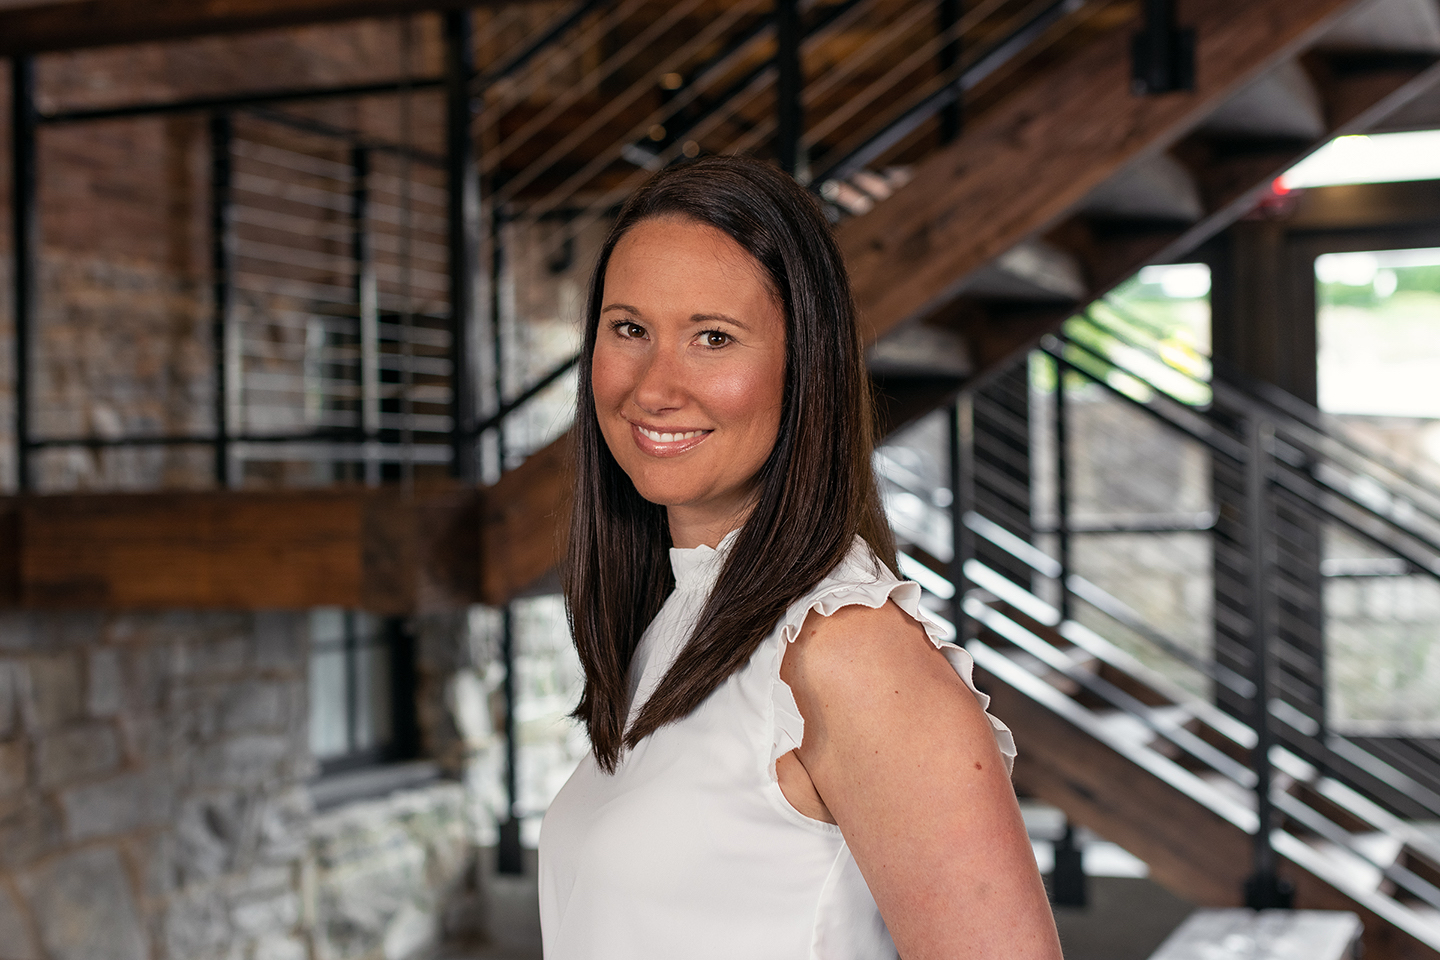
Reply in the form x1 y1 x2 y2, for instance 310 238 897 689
1131 0 1195 96
488 203 506 477
1050 821 1087 907
445 9 480 483
949 397 975 640
1242 415 1292 909
352 145 380 484
11 58 37 494
774 0 802 177
937 0 962 144
497 607 524 875
209 113 233 488
344 611 360 754
1055 354 1072 622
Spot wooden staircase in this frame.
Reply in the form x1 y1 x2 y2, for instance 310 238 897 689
955 558 1440 960
4 0 1440 613
480 0 1440 605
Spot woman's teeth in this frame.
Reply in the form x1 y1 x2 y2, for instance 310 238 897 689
639 427 705 443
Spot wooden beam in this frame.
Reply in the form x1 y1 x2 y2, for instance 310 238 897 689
0 0 497 57
477 0 1430 605
947 51 1440 406
0 486 481 613
479 433 572 607
834 0 1366 346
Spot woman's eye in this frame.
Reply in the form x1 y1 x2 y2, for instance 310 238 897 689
614 321 645 339
701 331 731 348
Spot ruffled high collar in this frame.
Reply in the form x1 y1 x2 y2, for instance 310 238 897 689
668 528 740 592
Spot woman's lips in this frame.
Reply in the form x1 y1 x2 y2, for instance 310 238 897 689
630 422 712 457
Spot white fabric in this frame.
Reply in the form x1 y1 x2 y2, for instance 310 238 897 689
538 534 1017 960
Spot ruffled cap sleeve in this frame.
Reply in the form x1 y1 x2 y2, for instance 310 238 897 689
766 541 1017 780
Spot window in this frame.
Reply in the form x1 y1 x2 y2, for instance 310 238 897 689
308 609 419 773
1314 247 1440 732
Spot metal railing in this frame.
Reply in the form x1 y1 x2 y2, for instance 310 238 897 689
874 285 1440 917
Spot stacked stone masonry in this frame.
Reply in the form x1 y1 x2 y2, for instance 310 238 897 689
0 608 500 960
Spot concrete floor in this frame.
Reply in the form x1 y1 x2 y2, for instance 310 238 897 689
437 849 543 960
437 847 1195 960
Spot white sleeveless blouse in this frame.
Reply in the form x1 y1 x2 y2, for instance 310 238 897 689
538 534 1017 960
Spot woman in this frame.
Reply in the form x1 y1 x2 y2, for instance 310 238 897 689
540 155 1062 960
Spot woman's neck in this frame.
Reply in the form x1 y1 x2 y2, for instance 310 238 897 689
667 505 750 549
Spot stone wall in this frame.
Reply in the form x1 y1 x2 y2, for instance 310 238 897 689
308 783 481 960
0 610 311 960
0 607 499 960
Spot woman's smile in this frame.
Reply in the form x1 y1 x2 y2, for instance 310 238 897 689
630 422 712 455
591 216 786 548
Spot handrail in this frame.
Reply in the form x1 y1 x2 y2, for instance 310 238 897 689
1029 318 1440 830
469 352 580 440
1078 301 1440 534
1055 316 1440 562
814 0 1087 183
949 571 1440 912
1062 342 1440 565
960 510 1257 697
893 536 1440 913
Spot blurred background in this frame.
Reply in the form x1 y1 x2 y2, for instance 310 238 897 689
1 0 1440 958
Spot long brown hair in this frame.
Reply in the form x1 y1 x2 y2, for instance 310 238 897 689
564 155 895 772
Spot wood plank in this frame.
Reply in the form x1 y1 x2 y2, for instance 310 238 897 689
5 486 482 612
481 0 1420 604
479 433 572 606
834 0 1368 345
0 0 500 56
20 490 366 608
957 54 1440 399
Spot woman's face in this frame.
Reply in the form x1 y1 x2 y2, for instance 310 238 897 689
592 216 786 548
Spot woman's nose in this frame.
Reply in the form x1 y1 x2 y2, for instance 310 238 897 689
632 347 686 413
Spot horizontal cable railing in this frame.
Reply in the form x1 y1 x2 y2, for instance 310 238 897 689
470 0 1112 466
890 534 1440 925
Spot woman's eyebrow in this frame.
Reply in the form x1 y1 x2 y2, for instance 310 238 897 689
601 302 641 315
690 312 750 331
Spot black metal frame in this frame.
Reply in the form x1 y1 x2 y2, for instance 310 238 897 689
313 612 422 776
211 113 235 487
1130 0 1194 96
11 56 36 493
1047 302 1440 825
934 317 1440 909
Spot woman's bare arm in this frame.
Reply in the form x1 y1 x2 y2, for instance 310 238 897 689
779 600 1063 960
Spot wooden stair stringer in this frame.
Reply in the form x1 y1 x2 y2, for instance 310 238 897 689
971 640 1440 960
481 0 1440 604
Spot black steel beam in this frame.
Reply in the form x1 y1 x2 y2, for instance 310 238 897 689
11 57 37 494
1131 0 1195 96
1242 417 1292 910
774 0 802 176
445 9 480 483
211 113 234 488
948 398 975 639
39 77 444 125
498 606 523 875
937 0 962 144
1054 355 1071 622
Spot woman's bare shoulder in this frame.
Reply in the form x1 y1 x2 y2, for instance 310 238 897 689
780 600 1062 959
783 598 964 702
